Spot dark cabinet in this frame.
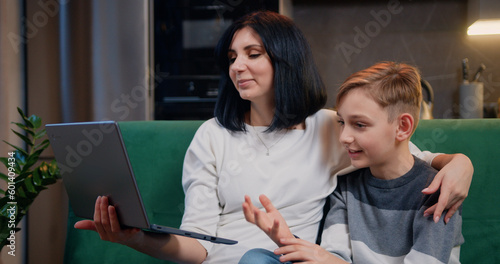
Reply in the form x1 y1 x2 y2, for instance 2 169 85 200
153 0 279 120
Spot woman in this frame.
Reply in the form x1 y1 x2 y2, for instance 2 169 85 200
75 11 472 263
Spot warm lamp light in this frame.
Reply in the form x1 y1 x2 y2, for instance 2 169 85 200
467 19 500 35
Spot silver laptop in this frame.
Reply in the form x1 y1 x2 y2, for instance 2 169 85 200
46 121 237 245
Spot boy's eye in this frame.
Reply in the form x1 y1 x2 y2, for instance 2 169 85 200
355 123 366 128
337 120 345 126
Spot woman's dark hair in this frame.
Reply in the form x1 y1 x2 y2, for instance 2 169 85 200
214 11 326 132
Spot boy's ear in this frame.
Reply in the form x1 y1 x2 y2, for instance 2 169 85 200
395 113 414 141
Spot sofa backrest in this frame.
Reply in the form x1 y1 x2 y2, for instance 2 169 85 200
64 119 500 264
411 119 500 263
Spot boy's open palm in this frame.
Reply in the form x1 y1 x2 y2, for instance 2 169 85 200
242 194 295 246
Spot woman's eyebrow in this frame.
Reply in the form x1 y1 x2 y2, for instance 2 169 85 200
228 44 263 53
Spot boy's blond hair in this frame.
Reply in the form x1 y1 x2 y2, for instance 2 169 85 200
336 61 422 132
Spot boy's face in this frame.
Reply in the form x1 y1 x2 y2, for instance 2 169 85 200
337 89 399 170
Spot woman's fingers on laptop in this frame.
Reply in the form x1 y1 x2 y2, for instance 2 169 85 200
92 196 141 243
108 205 121 232
91 196 115 240
99 196 112 230
74 196 105 232
73 196 140 243
73 197 108 235
93 196 108 239
73 220 96 231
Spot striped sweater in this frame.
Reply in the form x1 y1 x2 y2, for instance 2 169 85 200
321 156 464 264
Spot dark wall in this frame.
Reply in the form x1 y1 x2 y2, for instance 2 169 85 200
293 0 500 118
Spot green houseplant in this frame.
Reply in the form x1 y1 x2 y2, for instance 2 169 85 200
0 107 60 251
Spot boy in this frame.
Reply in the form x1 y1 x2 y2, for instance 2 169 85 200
240 62 464 263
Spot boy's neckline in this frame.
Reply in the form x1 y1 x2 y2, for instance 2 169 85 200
369 152 415 180
364 156 428 189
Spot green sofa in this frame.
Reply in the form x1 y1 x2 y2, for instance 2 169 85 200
63 119 500 264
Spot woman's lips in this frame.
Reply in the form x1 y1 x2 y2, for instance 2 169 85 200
237 79 253 88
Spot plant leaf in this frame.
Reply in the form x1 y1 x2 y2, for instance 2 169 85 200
39 162 49 174
0 106 63 247
22 151 41 173
48 160 60 178
28 115 42 129
32 169 42 186
33 139 50 151
16 171 31 182
36 166 54 188
15 193 33 209
34 129 47 139
23 176 37 194
41 171 57 183
13 150 27 166
16 186 27 199
12 122 35 136
0 201 16 218
39 162 60 180
18 108 34 128
0 157 7 168
0 217 11 241
32 147 45 157
17 107 26 120
0 172 7 182
11 129 33 147
20 148 44 174
2 140 28 157
17 107 25 117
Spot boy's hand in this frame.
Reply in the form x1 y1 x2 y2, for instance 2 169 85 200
275 238 348 264
242 194 294 246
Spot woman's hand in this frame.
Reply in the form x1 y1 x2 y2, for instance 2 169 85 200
275 238 348 264
423 153 473 223
74 196 142 246
242 194 295 246
74 196 206 263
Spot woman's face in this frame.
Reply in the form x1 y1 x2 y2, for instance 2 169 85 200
228 27 274 104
